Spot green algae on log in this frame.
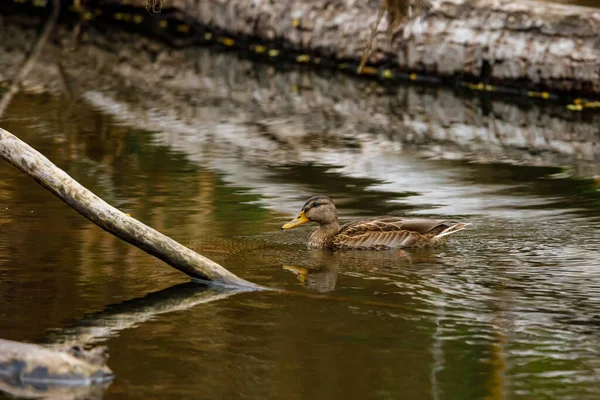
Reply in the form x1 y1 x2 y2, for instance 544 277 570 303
0 128 262 289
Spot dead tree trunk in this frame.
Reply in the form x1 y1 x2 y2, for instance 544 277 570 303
0 128 262 289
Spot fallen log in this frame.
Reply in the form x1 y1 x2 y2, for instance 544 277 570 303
90 0 600 97
397 0 600 96
0 127 262 289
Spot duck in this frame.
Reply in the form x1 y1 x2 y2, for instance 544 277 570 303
281 195 468 249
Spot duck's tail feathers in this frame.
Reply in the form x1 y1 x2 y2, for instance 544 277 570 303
434 222 470 239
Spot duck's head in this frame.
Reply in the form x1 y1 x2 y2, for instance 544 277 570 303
281 196 338 229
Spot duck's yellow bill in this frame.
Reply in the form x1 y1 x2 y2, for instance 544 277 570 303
281 210 309 230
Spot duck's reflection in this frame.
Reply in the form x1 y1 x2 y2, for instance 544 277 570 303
283 264 339 293
283 251 341 293
282 246 457 293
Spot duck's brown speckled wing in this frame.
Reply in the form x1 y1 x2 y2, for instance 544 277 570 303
332 217 456 249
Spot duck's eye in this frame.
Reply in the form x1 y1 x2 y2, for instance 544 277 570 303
313 202 319 207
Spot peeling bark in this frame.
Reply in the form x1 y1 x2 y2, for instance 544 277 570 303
0 128 262 289
397 0 600 95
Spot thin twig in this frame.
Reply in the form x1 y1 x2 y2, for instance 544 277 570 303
357 1 386 74
357 0 432 75
0 0 60 118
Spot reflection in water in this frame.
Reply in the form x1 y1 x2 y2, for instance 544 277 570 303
429 297 446 400
283 264 339 293
0 378 109 400
44 282 245 347
283 252 340 293
1 13 600 400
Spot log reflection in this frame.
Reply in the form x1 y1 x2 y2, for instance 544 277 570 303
44 282 244 347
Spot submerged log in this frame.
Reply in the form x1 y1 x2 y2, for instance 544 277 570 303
96 0 599 97
0 379 107 400
0 338 112 385
0 128 261 289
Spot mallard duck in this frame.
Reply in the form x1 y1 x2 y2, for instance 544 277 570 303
281 195 468 249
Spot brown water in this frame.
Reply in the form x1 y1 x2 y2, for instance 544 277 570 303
2 22 600 400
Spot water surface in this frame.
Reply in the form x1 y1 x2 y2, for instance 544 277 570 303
1 27 600 400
